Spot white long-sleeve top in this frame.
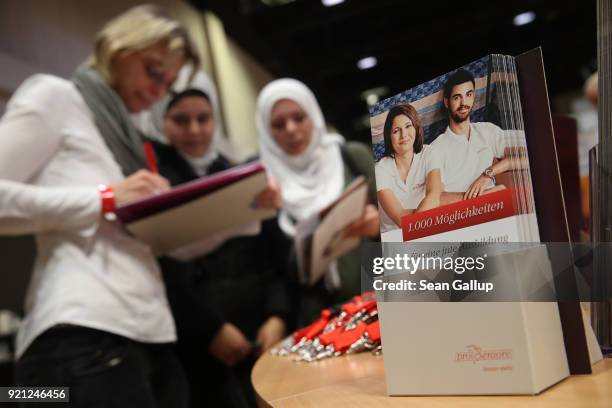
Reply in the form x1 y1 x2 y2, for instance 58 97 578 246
0 74 176 358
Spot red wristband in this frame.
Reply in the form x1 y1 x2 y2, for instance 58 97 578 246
97 184 116 214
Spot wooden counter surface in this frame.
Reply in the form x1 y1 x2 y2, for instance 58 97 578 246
252 351 612 407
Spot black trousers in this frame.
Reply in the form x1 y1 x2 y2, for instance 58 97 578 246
14 325 188 408
181 352 257 408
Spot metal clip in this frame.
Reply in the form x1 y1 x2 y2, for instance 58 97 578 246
289 337 310 353
270 335 295 356
313 345 336 361
346 337 366 354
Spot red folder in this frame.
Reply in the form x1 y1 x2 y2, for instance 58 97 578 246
115 161 265 223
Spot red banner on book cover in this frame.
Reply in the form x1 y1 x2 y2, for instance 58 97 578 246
401 188 517 241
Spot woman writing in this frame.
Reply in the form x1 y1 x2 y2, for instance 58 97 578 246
256 78 379 325
0 6 198 407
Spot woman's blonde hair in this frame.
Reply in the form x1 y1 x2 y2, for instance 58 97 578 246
86 5 199 82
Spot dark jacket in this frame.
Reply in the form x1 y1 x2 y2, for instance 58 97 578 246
154 141 292 340
153 141 293 408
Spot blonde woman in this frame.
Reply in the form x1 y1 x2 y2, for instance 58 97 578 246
0 6 198 406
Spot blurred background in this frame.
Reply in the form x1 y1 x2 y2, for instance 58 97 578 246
192 0 597 144
0 0 597 155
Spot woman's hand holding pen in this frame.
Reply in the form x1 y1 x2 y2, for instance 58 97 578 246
112 169 171 206
253 173 282 210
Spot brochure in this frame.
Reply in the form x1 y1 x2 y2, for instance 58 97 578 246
115 162 275 257
295 176 368 285
369 54 538 243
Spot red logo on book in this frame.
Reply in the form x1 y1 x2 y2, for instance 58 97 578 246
455 344 513 364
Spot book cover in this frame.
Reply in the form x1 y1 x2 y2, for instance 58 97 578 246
369 55 539 244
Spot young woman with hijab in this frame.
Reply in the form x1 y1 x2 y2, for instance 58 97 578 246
256 78 380 325
0 6 198 407
145 67 291 408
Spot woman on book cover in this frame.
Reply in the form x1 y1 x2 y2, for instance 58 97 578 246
0 6 198 407
256 78 380 326
375 103 443 232
146 66 292 408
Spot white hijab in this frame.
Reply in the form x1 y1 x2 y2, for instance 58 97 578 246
256 78 345 236
136 65 222 171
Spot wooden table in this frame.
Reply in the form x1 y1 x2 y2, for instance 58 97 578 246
252 352 612 407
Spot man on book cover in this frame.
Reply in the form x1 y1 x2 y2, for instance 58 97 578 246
430 68 510 200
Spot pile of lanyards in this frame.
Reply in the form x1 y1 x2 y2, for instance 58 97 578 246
271 293 381 362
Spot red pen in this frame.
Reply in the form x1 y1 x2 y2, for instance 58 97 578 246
143 141 158 173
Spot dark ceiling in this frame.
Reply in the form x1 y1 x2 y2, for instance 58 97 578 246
189 0 597 143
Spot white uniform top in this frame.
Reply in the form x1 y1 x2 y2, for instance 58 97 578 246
375 145 433 232
0 75 176 358
429 122 505 193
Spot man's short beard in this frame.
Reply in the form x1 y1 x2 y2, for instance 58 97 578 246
450 107 471 124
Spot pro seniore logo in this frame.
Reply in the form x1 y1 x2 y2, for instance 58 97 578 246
455 345 513 363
